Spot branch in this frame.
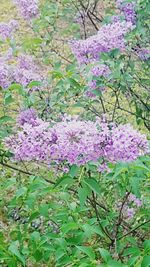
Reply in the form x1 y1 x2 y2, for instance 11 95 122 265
118 219 150 240
114 192 130 239
0 161 55 185
91 191 113 241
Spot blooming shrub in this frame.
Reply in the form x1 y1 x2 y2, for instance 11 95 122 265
0 0 149 266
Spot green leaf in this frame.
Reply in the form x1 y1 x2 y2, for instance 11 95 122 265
28 81 42 88
8 241 25 266
0 116 14 123
30 231 41 242
39 204 49 217
16 187 27 198
54 175 74 188
123 247 141 257
7 83 23 91
99 248 112 263
92 89 102 96
55 248 65 261
133 160 150 172
130 176 140 197
84 178 101 195
33 250 43 262
4 92 14 105
78 186 89 207
141 256 150 267
127 256 139 266
69 165 78 177
76 246 95 260
61 222 78 234
113 164 128 179
144 240 150 253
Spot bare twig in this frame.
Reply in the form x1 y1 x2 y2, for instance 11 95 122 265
118 219 150 240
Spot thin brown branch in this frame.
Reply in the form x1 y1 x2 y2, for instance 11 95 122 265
118 219 150 240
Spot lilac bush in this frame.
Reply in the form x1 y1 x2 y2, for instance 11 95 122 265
0 0 150 266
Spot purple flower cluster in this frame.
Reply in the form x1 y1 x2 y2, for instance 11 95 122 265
86 63 110 97
5 117 148 167
17 108 38 126
70 20 133 65
13 55 42 88
118 193 142 219
105 124 148 162
91 64 111 77
0 60 13 89
5 119 55 161
0 53 42 90
0 20 18 41
13 0 39 20
116 0 136 24
136 48 150 61
129 194 142 207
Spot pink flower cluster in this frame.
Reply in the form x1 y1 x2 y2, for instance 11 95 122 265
5 116 148 167
70 20 133 65
0 20 18 41
13 0 39 20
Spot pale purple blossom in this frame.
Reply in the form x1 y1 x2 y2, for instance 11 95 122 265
126 207 135 218
111 15 121 23
5 117 148 168
17 108 38 126
129 193 142 207
70 20 134 65
13 54 42 88
136 48 150 60
13 0 39 20
116 0 136 24
105 124 148 162
86 63 110 96
0 20 18 41
91 64 111 77
0 53 42 89
0 60 13 89
117 193 142 220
